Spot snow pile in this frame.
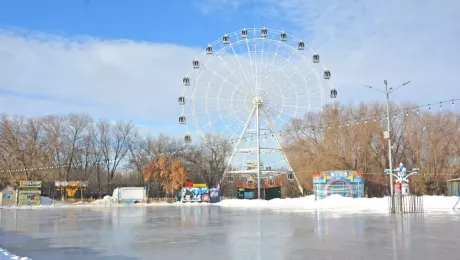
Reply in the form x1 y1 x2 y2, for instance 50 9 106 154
3 195 460 212
40 196 54 206
90 195 115 206
216 195 460 212
217 195 387 212
0 248 30 260
421 196 460 210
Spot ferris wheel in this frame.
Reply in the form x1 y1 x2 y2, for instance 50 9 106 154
178 27 337 196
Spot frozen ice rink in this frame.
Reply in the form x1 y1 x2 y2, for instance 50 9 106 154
1 203 460 260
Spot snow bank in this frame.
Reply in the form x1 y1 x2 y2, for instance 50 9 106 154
3 195 460 212
0 248 30 260
40 196 54 206
90 195 115 206
216 195 460 212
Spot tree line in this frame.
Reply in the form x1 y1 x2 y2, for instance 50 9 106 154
1 102 459 198
284 102 460 196
0 113 231 197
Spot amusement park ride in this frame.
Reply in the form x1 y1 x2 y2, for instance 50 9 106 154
385 162 420 195
177 27 338 199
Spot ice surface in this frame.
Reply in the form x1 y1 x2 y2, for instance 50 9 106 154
0 247 30 260
1 204 460 260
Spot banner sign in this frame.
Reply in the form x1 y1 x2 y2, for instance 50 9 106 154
19 181 42 188
192 183 207 188
18 181 41 206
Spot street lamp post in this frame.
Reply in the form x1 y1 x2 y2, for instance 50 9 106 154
365 80 411 196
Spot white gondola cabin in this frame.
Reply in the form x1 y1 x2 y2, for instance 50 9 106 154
205 45 213 55
178 96 185 105
183 77 190 86
241 28 248 38
192 59 199 69
223 34 230 44
313 54 320 63
178 115 186 124
184 134 192 143
323 70 331 79
330 89 337 99
298 40 305 50
280 31 287 41
261 27 268 38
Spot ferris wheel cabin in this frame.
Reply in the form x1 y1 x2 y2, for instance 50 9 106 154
182 77 190 86
298 41 305 50
280 31 287 41
222 34 230 44
205 45 213 55
313 54 320 63
184 134 192 143
330 89 338 99
261 27 268 37
241 28 248 38
178 115 186 124
192 59 200 69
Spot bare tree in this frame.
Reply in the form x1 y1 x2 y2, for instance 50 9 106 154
61 114 91 181
185 134 232 188
97 120 134 192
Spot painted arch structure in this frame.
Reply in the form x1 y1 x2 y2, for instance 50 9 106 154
313 170 364 200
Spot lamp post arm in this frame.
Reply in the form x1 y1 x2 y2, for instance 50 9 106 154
364 85 386 94
388 81 411 94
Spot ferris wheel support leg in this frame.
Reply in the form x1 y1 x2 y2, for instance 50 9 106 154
220 106 256 186
260 109 304 196
256 104 261 200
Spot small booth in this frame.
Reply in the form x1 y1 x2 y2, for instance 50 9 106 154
235 177 282 200
0 186 16 207
209 186 221 203
55 180 88 200
236 178 257 199
313 170 364 200
446 178 460 196
263 179 282 200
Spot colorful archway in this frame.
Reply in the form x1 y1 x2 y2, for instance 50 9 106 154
325 179 353 197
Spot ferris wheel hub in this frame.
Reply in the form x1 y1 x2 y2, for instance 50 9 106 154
252 96 263 106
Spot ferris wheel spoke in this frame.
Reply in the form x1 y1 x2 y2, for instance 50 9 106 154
227 34 253 90
214 43 253 92
244 37 256 92
202 65 248 97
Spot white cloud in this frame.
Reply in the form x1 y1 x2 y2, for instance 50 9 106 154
1 0 459 140
195 0 460 106
0 28 201 136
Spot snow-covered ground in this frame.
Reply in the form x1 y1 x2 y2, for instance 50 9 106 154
0 248 30 260
1 194 459 212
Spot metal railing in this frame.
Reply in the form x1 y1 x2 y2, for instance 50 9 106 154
388 195 424 213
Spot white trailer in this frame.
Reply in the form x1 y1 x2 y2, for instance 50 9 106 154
112 187 147 204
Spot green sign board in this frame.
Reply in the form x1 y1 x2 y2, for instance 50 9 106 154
18 181 41 206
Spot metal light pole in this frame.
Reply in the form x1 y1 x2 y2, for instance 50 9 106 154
365 80 411 196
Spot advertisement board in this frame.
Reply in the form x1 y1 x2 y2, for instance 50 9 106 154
18 181 41 206
181 186 209 202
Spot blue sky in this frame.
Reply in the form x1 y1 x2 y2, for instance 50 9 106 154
0 0 459 137
0 0 290 46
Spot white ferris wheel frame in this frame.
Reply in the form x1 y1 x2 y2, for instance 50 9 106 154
178 27 337 197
